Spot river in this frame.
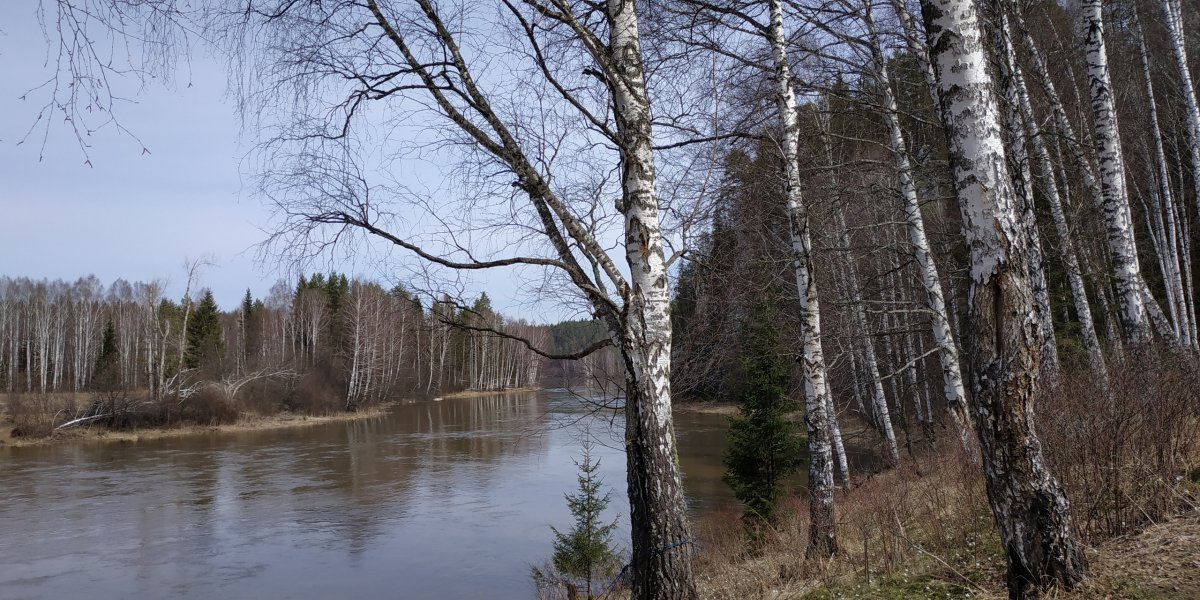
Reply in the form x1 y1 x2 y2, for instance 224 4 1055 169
0 389 736 599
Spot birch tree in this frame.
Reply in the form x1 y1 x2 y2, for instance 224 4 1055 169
220 0 701 595
1007 34 1108 378
1080 0 1152 343
919 0 1088 594
865 0 976 455
1133 8 1197 351
1160 0 1200 222
767 0 838 555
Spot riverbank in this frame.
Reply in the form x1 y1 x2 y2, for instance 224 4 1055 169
438 386 541 400
674 400 738 415
1 402 394 448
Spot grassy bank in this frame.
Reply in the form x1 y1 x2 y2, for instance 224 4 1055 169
1 399 393 448
690 351 1200 600
693 450 1200 600
439 386 542 400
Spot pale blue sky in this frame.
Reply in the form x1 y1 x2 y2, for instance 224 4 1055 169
0 0 541 316
0 1 275 309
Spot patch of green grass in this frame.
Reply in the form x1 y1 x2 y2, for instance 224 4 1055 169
802 575 975 600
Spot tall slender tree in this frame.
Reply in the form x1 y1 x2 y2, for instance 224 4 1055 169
919 0 1088 594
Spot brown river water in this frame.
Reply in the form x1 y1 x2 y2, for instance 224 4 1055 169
0 389 736 599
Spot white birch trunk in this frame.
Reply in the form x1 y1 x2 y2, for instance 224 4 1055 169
1011 61 1109 379
607 1 697 595
835 206 899 464
1081 0 1153 343
867 0 976 457
1162 0 1200 223
921 0 1088 592
768 0 836 556
995 9 1058 376
1135 10 1196 349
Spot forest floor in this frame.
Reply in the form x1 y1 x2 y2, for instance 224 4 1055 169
0 401 394 448
692 427 1200 600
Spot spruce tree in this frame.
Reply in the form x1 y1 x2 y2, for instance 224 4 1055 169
551 441 621 599
93 320 120 391
184 290 225 371
723 290 804 526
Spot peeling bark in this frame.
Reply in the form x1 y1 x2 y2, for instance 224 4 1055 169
920 0 1089 594
607 1 698 597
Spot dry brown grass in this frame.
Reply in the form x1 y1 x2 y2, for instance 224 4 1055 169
694 449 1005 600
692 351 1200 599
2 395 393 447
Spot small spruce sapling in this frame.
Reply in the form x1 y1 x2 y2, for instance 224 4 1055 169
551 439 621 599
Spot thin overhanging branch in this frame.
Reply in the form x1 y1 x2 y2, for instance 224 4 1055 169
444 320 613 360
309 210 571 271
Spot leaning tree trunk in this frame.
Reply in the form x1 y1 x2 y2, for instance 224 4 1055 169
870 0 977 458
994 6 1058 377
1009 51 1108 380
607 2 697 597
1081 0 1152 343
920 0 1089 596
768 0 836 557
1135 8 1195 349
1162 0 1200 223
825 121 899 466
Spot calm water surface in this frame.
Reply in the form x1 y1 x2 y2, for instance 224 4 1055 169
0 390 734 599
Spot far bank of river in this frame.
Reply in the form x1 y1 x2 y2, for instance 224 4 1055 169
1 401 395 448
2 387 738 449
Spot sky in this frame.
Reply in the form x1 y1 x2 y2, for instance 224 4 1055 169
0 1 542 316
0 2 275 310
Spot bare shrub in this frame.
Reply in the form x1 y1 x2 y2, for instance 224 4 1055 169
7 393 66 437
1040 349 1200 539
180 386 239 425
287 364 345 415
239 377 290 415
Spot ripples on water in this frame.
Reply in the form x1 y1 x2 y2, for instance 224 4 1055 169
0 390 733 599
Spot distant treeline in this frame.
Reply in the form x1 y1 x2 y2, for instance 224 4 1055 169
0 274 615 410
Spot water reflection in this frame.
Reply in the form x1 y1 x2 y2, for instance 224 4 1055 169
0 390 733 599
